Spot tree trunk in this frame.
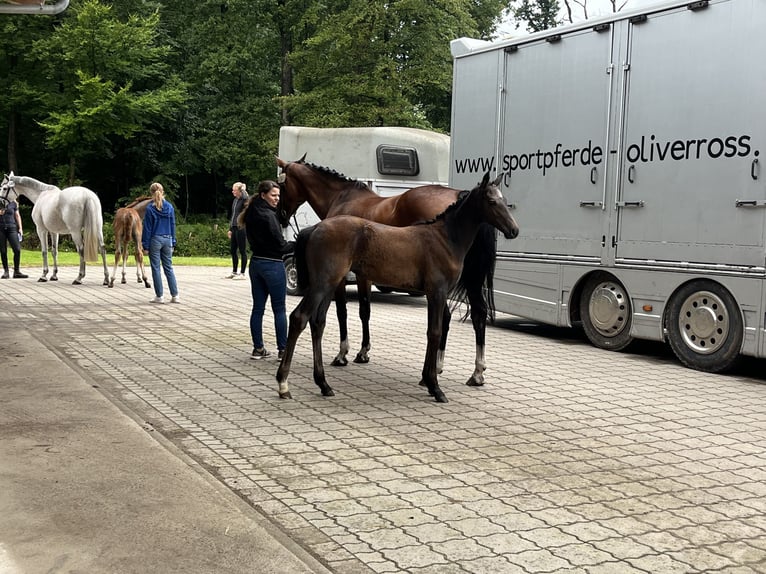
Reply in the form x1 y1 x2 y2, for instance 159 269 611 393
7 110 18 173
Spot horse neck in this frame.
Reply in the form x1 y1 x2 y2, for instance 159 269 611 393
443 192 485 252
12 177 59 204
295 170 373 219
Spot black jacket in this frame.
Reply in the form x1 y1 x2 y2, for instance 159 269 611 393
244 196 294 260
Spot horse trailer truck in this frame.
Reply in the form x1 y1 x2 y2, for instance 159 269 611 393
278 125 450 294
449 0 766 372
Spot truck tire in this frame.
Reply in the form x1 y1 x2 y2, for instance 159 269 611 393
666 280 742 373
580 274 633 351
284 256 299 296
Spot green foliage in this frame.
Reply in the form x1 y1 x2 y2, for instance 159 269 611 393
1 0 511 215
509 0 562 32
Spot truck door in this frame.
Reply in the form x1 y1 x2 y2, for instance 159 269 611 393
615 0 766 267
501 26 617 260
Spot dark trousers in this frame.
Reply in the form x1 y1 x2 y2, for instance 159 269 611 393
0 225 21 272
230 228 247 274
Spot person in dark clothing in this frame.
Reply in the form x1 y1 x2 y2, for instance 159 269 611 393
226 181 248 279
0 199 28 279
240 180 294 359
141 182 179 304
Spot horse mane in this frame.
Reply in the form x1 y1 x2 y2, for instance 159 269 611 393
303 162 371 191
417 189 471 226
125 196 152 208
14 175 59 192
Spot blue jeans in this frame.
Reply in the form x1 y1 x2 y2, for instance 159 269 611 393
149 235 178 298
249 257 287 351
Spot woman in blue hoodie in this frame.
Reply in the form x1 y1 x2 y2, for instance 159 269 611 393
141 182 179 304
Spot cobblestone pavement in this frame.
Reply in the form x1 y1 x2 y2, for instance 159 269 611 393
2 265 766 574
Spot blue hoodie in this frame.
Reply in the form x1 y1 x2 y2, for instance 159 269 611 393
142 199 177 251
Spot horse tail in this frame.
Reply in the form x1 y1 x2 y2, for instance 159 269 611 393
450 223 497 323
83 193 104 262
295 225 318 294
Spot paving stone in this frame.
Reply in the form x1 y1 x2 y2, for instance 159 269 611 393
7 266 766 574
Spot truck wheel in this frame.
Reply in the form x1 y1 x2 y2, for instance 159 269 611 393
284 256 299 296
580 274 633 351
666 280 742 373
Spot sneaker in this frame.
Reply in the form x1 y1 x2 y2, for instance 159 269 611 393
225 272 238 279
13 271 28 279
251 347 271 360
150 296 165 304
1 271 8 279
232 273 246 281
170 295 181 304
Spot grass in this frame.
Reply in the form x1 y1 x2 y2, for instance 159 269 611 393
19 249 231 267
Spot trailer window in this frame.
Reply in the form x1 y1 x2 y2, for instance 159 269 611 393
376 145 420 176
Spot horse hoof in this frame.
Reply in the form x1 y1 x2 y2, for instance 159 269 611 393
418 379 427 387
434 391 449 403
121 278 127 284
108 282 114 288
38 278 47 283
279 391 293 399
331 357 348 367
50 277 58 282
353 354 370 364
145 283 152 289
466 378 485 387
321 388 335 397
72 280 82 285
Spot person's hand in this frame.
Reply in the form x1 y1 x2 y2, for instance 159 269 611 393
227 230 232 238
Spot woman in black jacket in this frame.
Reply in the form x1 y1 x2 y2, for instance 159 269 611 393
240 180 294 359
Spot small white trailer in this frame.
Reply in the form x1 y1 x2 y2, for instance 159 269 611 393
449 0 766 372
278 125 450 294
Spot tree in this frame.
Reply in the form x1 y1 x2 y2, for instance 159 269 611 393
508 0 562 32
285 0 500 132
31 0 186 186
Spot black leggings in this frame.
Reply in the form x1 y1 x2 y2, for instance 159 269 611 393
230 228 247 274
0 225 21 272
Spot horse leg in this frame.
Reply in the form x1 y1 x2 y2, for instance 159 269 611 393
109 243 120 288
100 241 110 286
49 233 59 281
353 278 372 364
310 296 335 396
276 293 319 399
38 230 49 282
72 237 86 285
420 303 451 387
121 245 128 284
422 294 448 403
139 251 151 288
466 287 488 387
331 281 350 366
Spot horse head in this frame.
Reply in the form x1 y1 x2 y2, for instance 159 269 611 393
0 172 18 209
478 171 519 240
275 154 308 227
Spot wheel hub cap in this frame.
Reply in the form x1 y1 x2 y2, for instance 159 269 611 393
677 290 729 354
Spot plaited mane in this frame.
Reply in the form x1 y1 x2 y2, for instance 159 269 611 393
305 163 370 191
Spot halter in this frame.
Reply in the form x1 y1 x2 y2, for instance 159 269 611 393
0 176 16 212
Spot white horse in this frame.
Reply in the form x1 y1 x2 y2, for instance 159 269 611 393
1 172 109 285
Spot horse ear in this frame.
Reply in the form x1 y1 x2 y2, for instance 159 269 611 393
276 156 286 169
480 171 490 188
491 172 504 187
298 153 307 163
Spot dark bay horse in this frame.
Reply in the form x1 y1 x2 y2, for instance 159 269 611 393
277 156 501 387
276 171 519 403
109 196 152 288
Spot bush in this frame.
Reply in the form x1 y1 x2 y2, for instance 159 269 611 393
18 205 232 257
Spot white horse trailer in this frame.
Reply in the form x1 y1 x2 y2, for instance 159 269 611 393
449 0 766 372
278 125 450 294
